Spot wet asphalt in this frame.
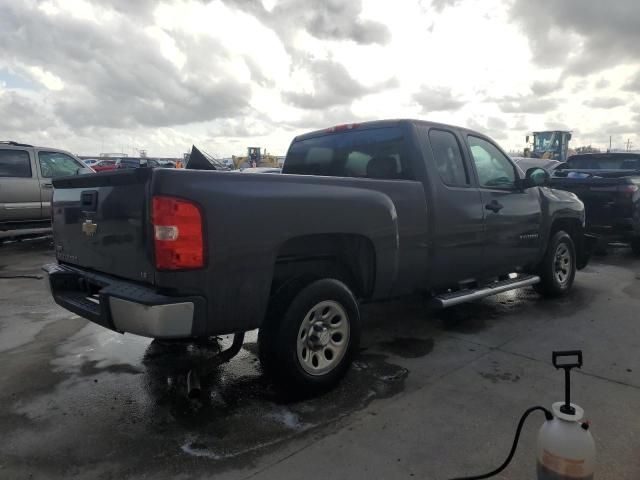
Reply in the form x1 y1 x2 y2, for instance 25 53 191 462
0 237 639 479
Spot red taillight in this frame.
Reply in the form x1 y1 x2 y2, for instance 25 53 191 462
152 196 204 270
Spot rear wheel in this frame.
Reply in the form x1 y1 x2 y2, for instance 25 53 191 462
258 278 360 395
534 230 576 297
631 237 640 256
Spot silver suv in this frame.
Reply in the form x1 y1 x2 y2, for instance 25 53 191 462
0 141 88 232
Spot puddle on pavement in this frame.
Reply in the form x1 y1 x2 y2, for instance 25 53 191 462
145 336 408 463
53 324 150 375
10 327 409 468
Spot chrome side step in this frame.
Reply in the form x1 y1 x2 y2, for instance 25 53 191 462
434 274 540 308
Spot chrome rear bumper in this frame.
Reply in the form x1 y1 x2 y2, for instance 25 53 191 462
43 263 204 339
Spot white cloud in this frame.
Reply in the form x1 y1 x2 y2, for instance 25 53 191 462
0 0 638 156
27 66 64 91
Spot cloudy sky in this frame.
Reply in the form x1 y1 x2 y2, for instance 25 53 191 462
1 0 639 158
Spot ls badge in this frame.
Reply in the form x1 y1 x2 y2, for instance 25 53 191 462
82 219 98 236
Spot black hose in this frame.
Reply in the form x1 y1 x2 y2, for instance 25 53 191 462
449 406 553 480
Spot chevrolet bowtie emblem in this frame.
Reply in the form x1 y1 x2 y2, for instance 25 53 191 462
82 219 98 236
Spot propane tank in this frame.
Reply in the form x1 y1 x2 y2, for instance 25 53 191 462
537 351 595 480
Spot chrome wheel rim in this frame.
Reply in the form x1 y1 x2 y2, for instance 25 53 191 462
296 300 350 376
554 243 572 285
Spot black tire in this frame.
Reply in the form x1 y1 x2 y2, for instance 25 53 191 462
631 237 640 256
534 230 576 297
258 278 360 395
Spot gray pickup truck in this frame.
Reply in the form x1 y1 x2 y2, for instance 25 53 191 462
44 120 594 393
0 141 89 232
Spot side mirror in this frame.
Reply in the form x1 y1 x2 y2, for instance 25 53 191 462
77 167 95 175
524 167 549 188
526 135 530 143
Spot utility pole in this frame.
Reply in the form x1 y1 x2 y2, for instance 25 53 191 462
626 138 632 151
609 136 612 152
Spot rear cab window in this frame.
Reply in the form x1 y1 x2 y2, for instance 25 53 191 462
284 126 414 180
0 149 32 178
38 151 84 178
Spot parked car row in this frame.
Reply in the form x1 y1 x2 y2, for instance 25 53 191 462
87 157 174 172
0 140 283 234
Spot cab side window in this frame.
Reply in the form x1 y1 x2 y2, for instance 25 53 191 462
468 136 516 189
0 150 32 177
428 129 469 187
38 151 83 178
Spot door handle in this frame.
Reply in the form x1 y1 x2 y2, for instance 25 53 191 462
42 183 53 189
485 200 504 213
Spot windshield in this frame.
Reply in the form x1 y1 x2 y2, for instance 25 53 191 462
38 151 83 177
533 132 558 152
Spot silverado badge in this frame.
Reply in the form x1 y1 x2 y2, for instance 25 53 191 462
82 219 98 236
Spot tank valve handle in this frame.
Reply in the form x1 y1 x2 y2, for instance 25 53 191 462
552 350 583 415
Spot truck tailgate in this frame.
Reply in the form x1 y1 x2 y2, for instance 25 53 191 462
51 168 154 284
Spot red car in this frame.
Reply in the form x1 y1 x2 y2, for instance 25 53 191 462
92 160 117 172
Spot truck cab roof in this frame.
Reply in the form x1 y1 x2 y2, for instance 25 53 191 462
293 119 484 143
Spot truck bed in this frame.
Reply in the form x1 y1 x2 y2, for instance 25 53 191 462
51 167 428 336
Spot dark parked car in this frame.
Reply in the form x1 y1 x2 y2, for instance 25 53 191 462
44 119 593 393
115 158 160 169
551 153 640 253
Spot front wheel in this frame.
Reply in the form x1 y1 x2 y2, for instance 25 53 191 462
534 230 576 297
259 278 360 395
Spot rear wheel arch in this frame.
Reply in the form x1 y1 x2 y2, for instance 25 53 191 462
270 233 376 300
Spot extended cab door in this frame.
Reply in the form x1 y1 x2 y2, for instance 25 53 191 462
36 150 86 219
0 148 42 223
418 126 485 288
466 135 542 275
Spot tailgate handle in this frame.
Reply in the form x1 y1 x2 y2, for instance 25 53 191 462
80 190 98 211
